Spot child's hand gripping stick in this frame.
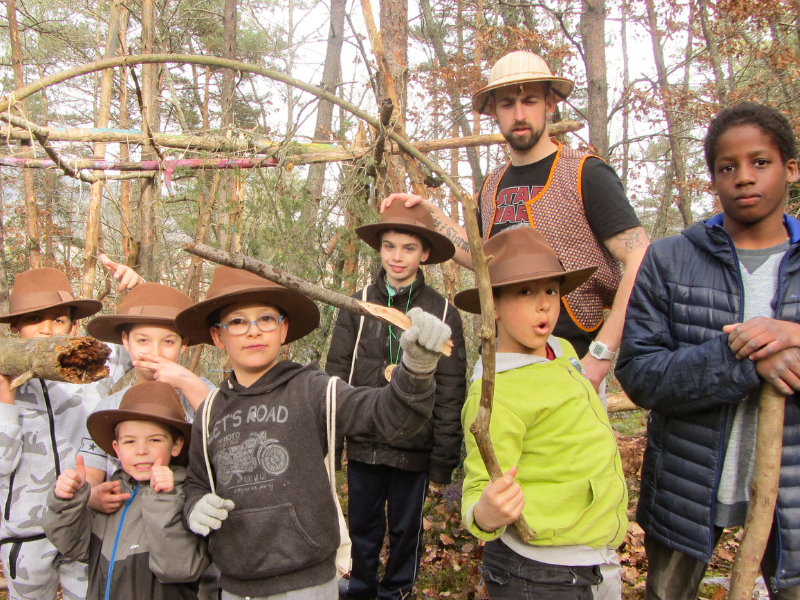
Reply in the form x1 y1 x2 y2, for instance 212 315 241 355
55 455 87 500
188 493 236 536
399 307 452 374
473 466 525 533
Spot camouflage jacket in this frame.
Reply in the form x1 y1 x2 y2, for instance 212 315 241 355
0 344 131 543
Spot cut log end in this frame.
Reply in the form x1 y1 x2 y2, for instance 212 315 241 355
56 338 111 384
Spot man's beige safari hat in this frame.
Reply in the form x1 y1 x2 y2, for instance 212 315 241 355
453 227 597 314
0 268 102 324
356 201 456 265
175 265 320 346
87 381 193 465
87 282 199 345
472 51 575 115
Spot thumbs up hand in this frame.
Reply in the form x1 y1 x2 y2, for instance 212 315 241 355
55 455 88 500
150 458 174 493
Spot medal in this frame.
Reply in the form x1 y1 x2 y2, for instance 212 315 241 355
385 364 396 382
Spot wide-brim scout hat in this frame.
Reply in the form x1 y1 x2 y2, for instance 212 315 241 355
87 381 193 465
454 227 597 314
175 265 320 346
87 282 199 346
0 268 102 324
355 201 456 265
472 51 575 115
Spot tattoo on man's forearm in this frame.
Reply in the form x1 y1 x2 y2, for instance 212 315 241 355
615 229 645 253
447 227 470 252
432 213 469 252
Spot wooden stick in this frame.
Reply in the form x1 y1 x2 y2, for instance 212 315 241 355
0 336 110 386
0 120 582 161
728 382 786 600
459 197 536 541
182 243 452 357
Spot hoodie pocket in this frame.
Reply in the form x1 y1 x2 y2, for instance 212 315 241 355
209 504 324 578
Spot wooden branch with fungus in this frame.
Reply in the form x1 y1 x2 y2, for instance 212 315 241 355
182 243 452 357
728 382 786 600
0 336 111 389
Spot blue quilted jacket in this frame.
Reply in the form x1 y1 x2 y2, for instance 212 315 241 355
616 213 800 591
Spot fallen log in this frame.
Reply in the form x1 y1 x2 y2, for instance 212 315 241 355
728 382 786 600
0 336 110 388
182 244 453 357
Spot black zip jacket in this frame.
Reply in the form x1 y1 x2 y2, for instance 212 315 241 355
616 214 800 591
324 269 467 484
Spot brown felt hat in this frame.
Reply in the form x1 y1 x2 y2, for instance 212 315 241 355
0 268 102 324
472 51 574 115
355 201 455 265
175 265 320 346
87 283 199 345
87 381 193 465
453 227 597 314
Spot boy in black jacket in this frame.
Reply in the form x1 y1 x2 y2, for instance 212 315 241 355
325 202 467 600
616 102 800 598
176 265 451 600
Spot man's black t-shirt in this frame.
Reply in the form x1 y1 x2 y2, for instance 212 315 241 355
478 152 641 356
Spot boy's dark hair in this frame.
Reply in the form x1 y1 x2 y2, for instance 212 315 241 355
378 228 431 253
704 102 797 174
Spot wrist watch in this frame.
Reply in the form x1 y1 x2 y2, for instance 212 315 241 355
588 340 618 361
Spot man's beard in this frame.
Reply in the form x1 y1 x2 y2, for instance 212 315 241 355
502 120 546 152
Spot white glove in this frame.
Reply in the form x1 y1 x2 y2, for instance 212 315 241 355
400 307 451 374
188 493 235 536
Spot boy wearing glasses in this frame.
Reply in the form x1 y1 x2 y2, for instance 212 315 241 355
175 265 452 600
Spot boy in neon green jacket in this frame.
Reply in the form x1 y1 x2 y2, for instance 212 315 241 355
454 226 628 600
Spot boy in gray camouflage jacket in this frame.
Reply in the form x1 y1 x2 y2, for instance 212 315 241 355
0 258 142 600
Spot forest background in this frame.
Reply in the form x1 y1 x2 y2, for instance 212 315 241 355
2 0 799 596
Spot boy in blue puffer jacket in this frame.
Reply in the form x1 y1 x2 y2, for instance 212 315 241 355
616 102 800 599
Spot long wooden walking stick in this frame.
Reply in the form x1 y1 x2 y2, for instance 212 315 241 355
728 382 786 599
182 243 452 357
0 336 111 388
457 189 536 542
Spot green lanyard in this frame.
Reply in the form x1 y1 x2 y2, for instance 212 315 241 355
387 281 413 365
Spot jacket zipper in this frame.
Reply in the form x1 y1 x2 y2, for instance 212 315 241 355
707 226 745 556
2 380 59 525
563 363 626 543
105 482 138 600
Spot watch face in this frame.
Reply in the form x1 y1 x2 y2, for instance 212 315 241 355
591 345 603 358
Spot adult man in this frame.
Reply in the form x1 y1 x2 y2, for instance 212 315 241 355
382 50 649 393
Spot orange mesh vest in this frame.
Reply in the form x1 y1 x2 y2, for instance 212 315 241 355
479 143 622 331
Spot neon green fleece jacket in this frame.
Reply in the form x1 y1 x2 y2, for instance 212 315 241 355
461 337 628 549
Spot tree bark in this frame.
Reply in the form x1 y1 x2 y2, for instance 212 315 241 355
579 0 609 159
699 0 728 107
645 0 693 227
139 0 160 281
301 0 345 224
0 336 111 385
6 0 40 268
82 0 124 299
728 383 786 600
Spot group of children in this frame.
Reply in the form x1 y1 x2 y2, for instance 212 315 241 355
0 98 797 600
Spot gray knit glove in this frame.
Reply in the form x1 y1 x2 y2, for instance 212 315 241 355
188 493 235 536
400 307 451 374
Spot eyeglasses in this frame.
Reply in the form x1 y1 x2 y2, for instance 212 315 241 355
216 314 284 336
